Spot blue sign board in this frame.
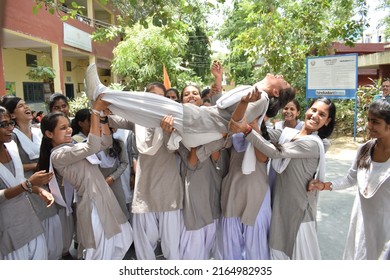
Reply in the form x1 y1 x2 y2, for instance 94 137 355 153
306 53 359 140
306 53 358 99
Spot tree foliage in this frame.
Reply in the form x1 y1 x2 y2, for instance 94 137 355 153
378 0 390 40
33 0 219 89
26 55 56 81
111 21 188 90
218 0 368 92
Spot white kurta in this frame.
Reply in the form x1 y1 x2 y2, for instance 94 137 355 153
331 140 390 260
101 88 269 148
246 129 325 260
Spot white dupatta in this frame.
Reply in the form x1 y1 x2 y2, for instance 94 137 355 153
135 125 163 155
48 158 73 216
97 150 116 168
241 113 266 174
0 141 25 187
13 127 42 160
48 151 102 216
216 85 253 109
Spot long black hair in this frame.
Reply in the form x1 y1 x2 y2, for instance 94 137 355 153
71 108 91 136
36 112 64 172
309 97 336 139
267 87 296 119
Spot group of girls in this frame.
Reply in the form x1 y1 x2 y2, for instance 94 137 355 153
87 58 390 260
0 93 133 260
1 59 388 261
83 60 332 260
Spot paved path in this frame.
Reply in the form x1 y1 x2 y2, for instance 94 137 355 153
317 137 361 259
70 137 362 260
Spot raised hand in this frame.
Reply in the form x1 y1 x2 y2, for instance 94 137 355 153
211 60 223 79
160 115 175 133
241 86 261 103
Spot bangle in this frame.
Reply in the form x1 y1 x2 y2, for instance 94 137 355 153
25 179 33 194
20 182 27 192
243 125 252 137
91 109 101 116
100 116 109 124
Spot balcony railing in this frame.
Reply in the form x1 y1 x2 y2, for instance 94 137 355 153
59 5 112 29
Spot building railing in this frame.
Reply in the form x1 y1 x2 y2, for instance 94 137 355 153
59 5 112 29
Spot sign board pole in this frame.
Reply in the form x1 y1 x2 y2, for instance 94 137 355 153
354 92 358 141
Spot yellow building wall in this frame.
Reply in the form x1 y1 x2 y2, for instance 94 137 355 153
62 57 88 97
2 48 52 98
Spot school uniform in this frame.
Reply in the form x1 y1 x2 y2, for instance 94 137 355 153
177 143 227 259
102 87 269 148
0 141 47 260
50 134 133 260
97 138 131 220
246 128 326 260
13 127 63 260
220 135 271 260
131 126 183 260
331 140 390 260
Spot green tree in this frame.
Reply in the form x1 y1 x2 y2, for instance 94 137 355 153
111 20 190 90
378 0 390 40
180 2 214 83
33 1 218 88
218 0 368 91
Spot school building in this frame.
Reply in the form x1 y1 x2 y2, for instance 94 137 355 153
0 0 119 111
2 0 390 111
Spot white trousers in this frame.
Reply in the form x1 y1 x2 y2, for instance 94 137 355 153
42 214 63 260
83 203 133 260
221 188 271 260
132 210 181 260
270 221 321 260
0 234 47 260
179 218 218 260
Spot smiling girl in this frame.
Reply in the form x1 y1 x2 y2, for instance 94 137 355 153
37 97 133 260
229 96 336 260
309 100 390 260
1 96 63 260
84 63 295 148
274 99 303 130
0 105 54 259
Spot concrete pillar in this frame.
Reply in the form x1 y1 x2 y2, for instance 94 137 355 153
87 0 94 27
51 44 62 93
0 47 5 96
